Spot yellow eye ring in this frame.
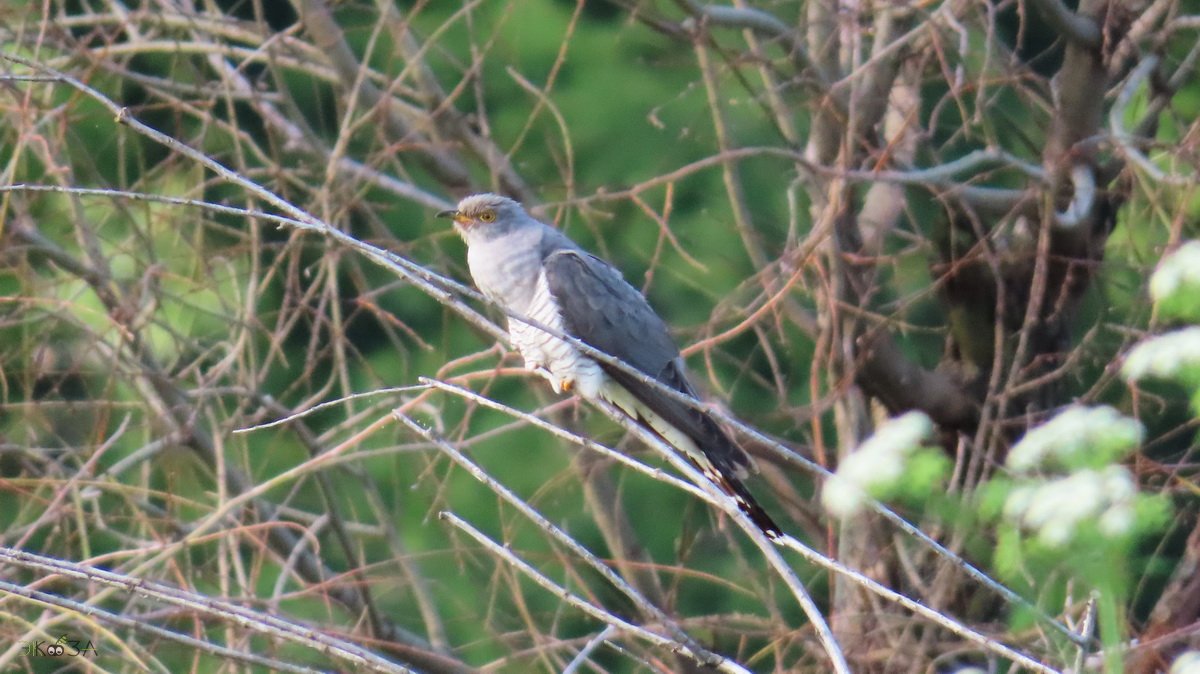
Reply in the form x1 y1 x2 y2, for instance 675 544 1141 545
479 210 496 223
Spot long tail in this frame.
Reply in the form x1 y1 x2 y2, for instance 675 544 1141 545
688 409 782 539
699 461 782 539
598 377 782 539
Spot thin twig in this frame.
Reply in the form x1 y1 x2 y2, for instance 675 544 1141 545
0 547 415 674
391 407 735 669
439 513 754 674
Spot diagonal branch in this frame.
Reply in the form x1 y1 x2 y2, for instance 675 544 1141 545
1028 0 1102 48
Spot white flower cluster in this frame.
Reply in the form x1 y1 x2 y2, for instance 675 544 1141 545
1003 466 1137 546
1002 406 1145 546
822 411 933 518
1122 326 1200 383
1149 240 1200 305
1172 651 1200 674
1006 405 1144 471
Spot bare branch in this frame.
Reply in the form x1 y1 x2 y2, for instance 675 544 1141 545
1028 0 1102 48
0 547 415 674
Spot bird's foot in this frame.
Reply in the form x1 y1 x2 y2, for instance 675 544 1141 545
547 376 575 395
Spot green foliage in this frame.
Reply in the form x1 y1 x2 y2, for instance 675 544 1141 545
1150 242 1200 323
822 412 949 519
982 405 1173 672
1125 241 1200 413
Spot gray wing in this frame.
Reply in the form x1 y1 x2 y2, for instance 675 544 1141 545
540 247 753 478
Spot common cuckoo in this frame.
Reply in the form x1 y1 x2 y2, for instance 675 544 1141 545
439 193 780 538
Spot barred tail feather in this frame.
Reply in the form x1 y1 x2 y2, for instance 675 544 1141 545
701 464 782 539
599 380 782 539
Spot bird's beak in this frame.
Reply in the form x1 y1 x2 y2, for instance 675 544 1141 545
436 209 471 226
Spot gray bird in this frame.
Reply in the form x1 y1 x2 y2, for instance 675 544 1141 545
439 193 780 538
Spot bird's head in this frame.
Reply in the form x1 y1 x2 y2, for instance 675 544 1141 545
437 193 529 242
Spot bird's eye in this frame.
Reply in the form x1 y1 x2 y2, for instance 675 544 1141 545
479 210 496 223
